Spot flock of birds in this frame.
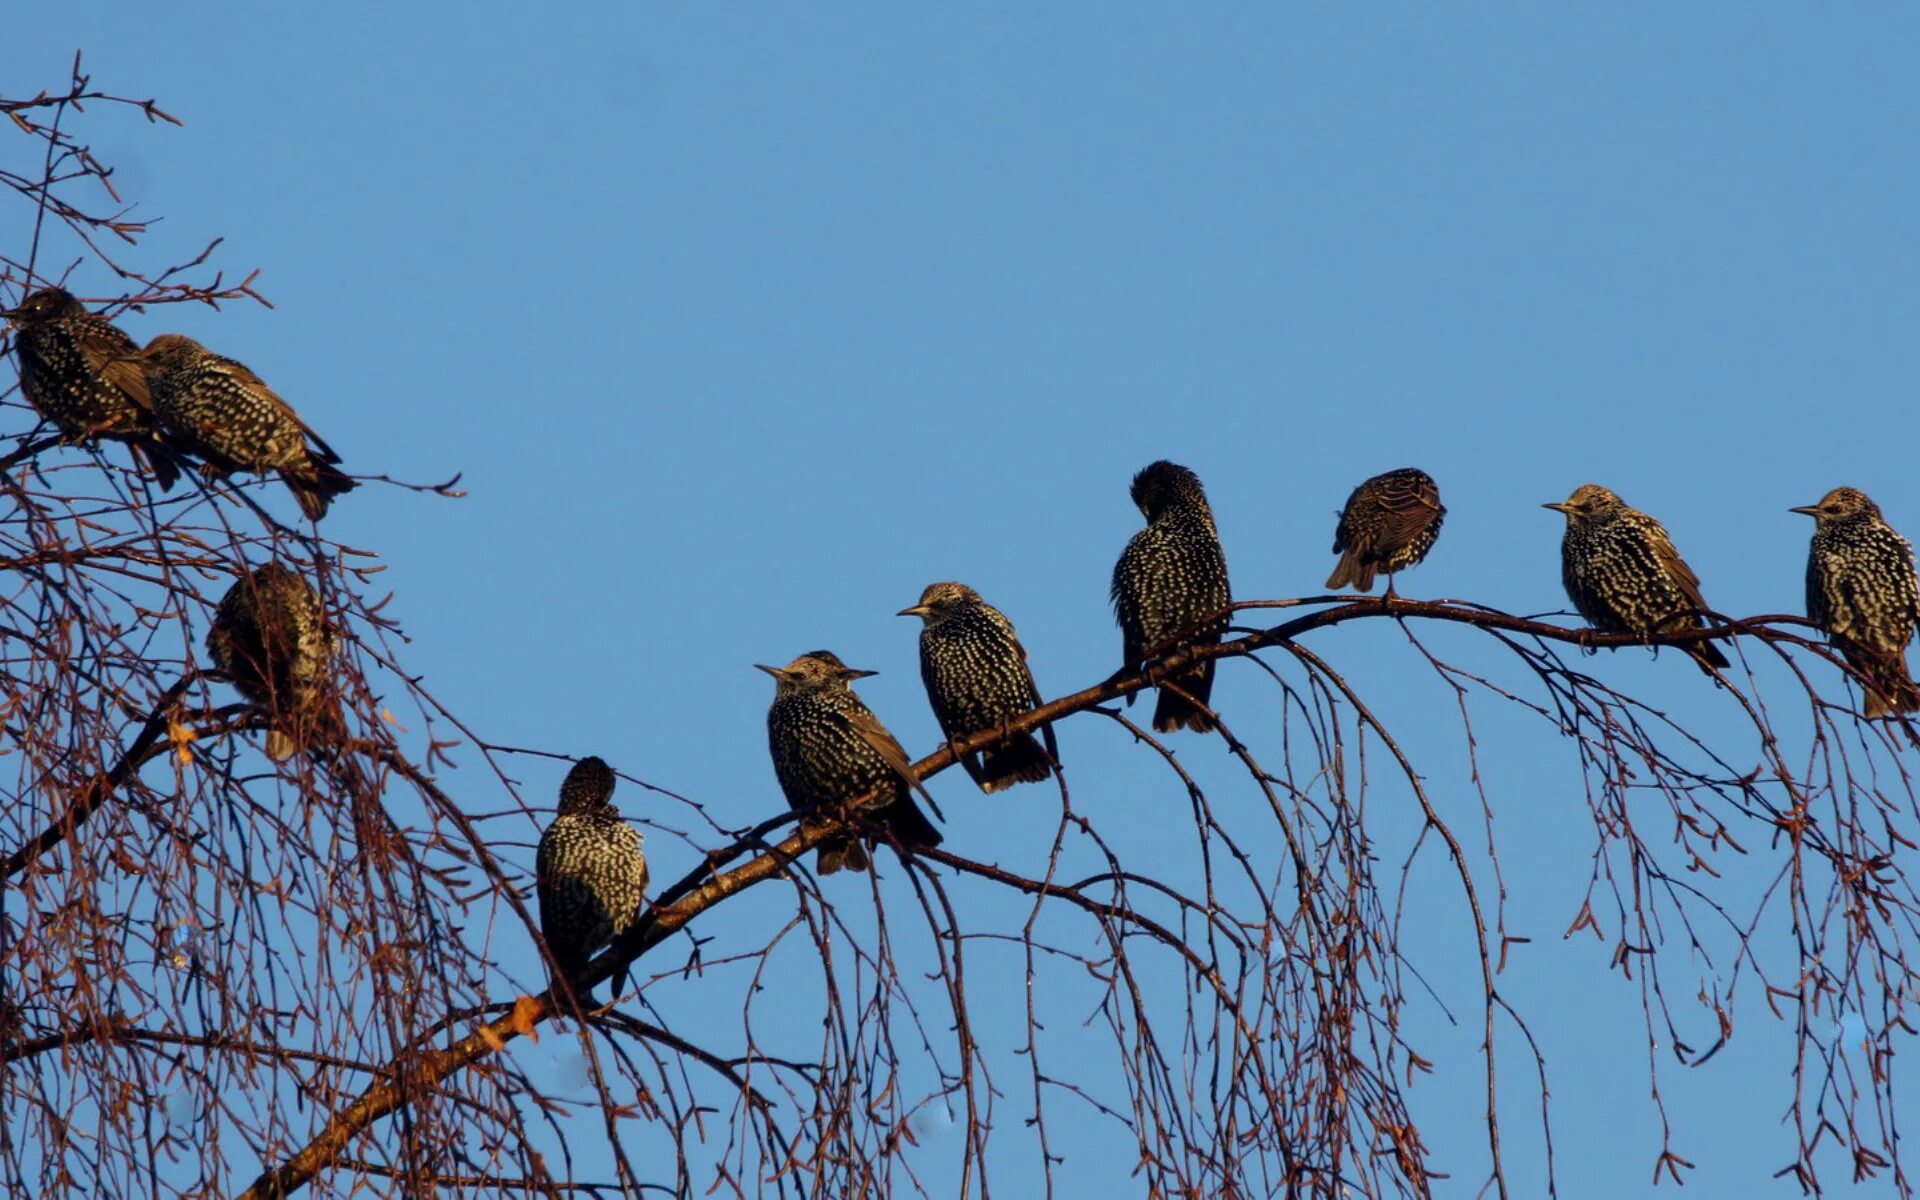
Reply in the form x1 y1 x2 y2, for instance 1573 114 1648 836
6 286 1918 999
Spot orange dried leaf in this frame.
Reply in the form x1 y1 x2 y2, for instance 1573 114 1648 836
506 993 542 1044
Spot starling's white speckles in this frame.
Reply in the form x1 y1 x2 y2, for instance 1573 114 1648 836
4 287 185 489
1546 484 1729 674
901 582 1056 793
759 651 942 874
1794 487 1920 718
1112 461 1231 733
207 564 336 760
141 333 355 520
537 756 649 995
1327 468 1445 594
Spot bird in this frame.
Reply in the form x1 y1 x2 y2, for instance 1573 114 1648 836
1791 487 1920 719
206 563 339 760
139 333 355 520
758 651 943 874
1544 484 1729 673
1112 460 1232 732
3 286 186 489
536 755 649 998
899 581 1058 793
1327 467 1446 594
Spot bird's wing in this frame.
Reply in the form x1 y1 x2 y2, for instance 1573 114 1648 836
80 333 153 410
1370 474 1445 546
214 354 344 463
1648 520 1711 615
841 699 939 811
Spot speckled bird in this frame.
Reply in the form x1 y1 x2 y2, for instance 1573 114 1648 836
1327 468 1445 594
536 755 649 995
1792 487 1920 718
4 287 186 489
207 563 337 760
759 651 943 874
899 582 1057 793
140 333 355 520
1112 460 1232 732
1545 484 1729 673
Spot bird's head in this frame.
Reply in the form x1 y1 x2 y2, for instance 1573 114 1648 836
898 581 981 624
1130 460 1208 521
755 650 875 693
140 333 205 371
3 287 85 326
1791 487 1880 524
1543 483 1624 523
558 755 617 816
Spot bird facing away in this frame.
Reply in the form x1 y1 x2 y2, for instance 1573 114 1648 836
758 651 943 874
1792 487 1920 718
1112 460 1232 732
536 756 649 998
207 564 339 760
899 582 1058 793
1544 484 1729 673
3 287 185 489
1327 467 1446 594
139 333 355 520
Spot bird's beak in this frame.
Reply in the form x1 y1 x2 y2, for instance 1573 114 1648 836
1788 504 1821 517
843 667 879 680
1542 501 1571 514
753 663 785 679
897 604 931 618
0 307 23 322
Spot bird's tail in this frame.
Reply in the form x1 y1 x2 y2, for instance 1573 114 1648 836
1153 661 1217 733
129 440 188 492
968 731 1054 793
878 791 944 852
263 694 347 762
1685 638 1731 674
816 835 871 875
284 456 358 522
1325 552 1376 593
1838 638 1920 719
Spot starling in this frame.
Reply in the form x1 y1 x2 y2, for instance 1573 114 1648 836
1112 460 1232 733
207 564 339 760
1544 484 1729 673
3 287 186 489
1327 468 1446 594
1791 487 1920 718
758 651 943 874
899 582 1058 793
140 333 355 521
536 755 649 997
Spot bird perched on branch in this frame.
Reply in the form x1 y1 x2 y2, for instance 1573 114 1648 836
207 564 338 760
758 651 943 874
139 333 355 520
1544 484 1729 673
1112 460 1232 732
1792 487 1920 719
3 286 187 489
1327 468 1445 594
536 755 649 998
900 582 1057 793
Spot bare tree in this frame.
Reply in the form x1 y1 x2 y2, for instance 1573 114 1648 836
3 58 1916 1200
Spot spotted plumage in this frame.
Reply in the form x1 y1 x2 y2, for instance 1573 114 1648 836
1112 460 1232 732
900 582 1057 793
536 756 649 996
140 333 355 520
1545 484 1729 673
759 651 943 874
207 564 337 760
1327 468 1445 594
4 287 186 489
1792 487 1920 718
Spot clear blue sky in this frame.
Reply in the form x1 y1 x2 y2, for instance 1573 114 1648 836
8 7 1918 1196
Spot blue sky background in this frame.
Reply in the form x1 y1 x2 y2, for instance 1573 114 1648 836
7 7 1919 1197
